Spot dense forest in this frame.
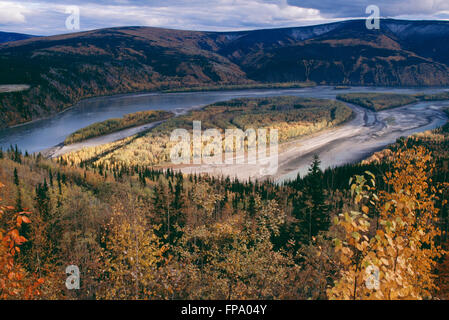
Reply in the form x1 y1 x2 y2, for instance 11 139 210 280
1 104 449 298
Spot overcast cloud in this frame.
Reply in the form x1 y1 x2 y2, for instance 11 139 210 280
0 0 449 36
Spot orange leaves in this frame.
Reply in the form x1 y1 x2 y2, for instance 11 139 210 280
16 213 31 227
0 179 43 300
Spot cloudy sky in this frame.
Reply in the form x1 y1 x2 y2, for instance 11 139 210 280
1 0 449 35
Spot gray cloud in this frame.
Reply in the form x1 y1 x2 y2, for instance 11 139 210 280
0 0 448 36
288 0 449 18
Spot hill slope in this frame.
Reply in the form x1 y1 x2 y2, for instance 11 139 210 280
0 31 36 44
2 19 449 128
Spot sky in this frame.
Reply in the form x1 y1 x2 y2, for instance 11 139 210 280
1 0 449 36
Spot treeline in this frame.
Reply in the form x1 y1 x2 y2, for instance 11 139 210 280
161 81 316 93
337 91 449 111
64 110 174 145
337 93 419 111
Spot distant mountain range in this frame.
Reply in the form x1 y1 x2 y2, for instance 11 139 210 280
0 31 37 44
2 19 449 128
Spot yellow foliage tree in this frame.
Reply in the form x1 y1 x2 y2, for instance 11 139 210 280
99 201 168 300
328 146 444 300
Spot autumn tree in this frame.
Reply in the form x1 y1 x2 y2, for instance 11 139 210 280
328 146 444 300
99 199 167 299
177 195 297 299
0 180 44 299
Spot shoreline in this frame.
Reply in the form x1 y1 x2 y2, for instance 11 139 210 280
171 100 449 182
3 83 448 130
38 97 449 183
2 82 315 130
40 120 165 158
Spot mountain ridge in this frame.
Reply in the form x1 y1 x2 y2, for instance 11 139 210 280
0 31 37 44
1 19 449 128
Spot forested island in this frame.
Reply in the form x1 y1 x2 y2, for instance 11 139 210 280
64 110 174 145
60 96 353 168
337 91 449 111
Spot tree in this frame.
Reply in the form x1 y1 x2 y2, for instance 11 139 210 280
35 180 50 220
13 168 22 211
99 202 167 299
176 195 297 299
0 180 44 299
328 146 444 300
294 155 329 244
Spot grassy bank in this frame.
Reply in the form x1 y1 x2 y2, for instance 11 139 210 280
64 110 174 145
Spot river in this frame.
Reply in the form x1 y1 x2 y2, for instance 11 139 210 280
1 86 448 181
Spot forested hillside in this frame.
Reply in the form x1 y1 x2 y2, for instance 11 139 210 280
3 19 449 127
1 113 449 299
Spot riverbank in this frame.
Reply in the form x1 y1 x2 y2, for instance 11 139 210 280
41 120 165 158
0 84 30 93
161 81 316 93
173 100 449 182
64 110 173 145
1 82 316 130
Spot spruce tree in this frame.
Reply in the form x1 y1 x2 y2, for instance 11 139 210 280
13 168 22 211
293 155 329 244
304 155 328 240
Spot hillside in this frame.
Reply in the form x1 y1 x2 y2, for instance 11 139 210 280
2 19 449 127
1 109 449 299
0 31 36 44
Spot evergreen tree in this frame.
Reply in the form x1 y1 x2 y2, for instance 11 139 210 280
248 194 256 217
13 168 19 186
48 169 53 187
13 145 21 164
13 168 22 211
57 172 62 195
35 179 50 220
294 155 329 244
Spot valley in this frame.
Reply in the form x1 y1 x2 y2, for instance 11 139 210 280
3 12 449 301
3 19 449 128
5 86 444 183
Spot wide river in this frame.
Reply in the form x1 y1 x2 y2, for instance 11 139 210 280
1 86 449 181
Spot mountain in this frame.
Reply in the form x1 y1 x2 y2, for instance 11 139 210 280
0 31 36 44
2 19 449 128
216 19 449 85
